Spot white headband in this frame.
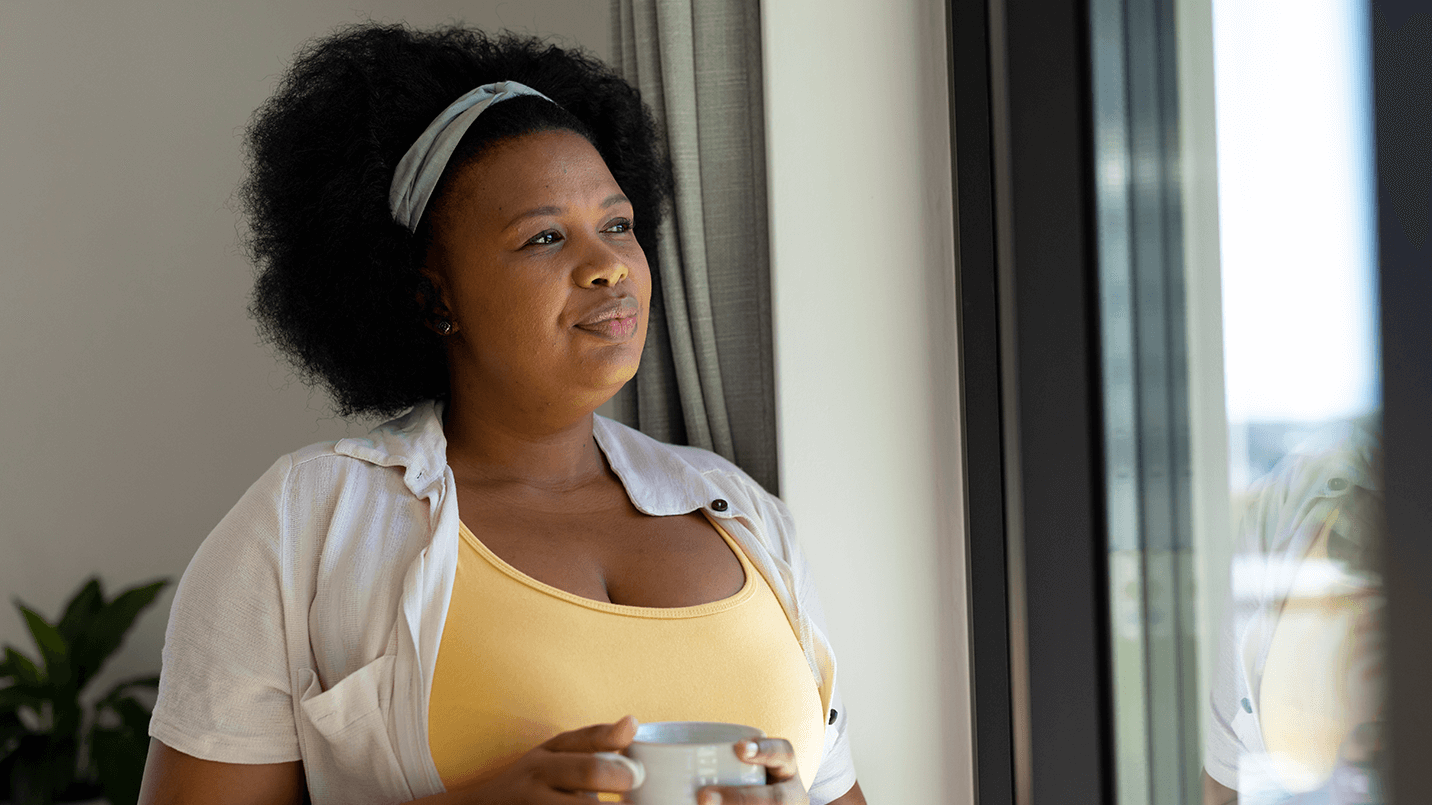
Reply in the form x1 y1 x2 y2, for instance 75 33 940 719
388 80 556 232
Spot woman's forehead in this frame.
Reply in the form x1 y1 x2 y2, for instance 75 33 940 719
444 130 624 220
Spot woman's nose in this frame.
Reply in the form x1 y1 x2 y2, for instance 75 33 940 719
573 238 630 288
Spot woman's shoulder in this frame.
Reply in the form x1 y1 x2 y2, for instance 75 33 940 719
242 438 418 495
594 416 770 492
247 402 448 498
208 419 439 569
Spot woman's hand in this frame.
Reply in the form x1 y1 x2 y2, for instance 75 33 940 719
137 719 644 805
455 716 643 804
697 738 807 805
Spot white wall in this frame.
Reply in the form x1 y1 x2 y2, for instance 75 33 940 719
0 0 609 714
762 0 972 802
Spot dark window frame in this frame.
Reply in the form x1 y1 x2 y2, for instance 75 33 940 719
950 0 1113 802
949 0 1432 803
1374 4 1432 802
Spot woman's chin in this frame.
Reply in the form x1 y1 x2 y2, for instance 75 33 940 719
548 364 636 414
575 353 642 391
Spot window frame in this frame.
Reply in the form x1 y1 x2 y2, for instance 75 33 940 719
949 0 1432 803
950 0 1114 802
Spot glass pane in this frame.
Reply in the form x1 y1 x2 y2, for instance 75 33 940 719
1091 1 1385 804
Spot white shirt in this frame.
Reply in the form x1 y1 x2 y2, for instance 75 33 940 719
150 402 856 804
1204 419 1382 803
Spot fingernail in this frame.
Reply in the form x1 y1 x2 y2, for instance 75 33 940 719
619 755 646 789
595 752 646 789
703 793 723 805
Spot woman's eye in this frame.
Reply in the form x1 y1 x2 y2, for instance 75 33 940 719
527 230 562 246
605 218 634 234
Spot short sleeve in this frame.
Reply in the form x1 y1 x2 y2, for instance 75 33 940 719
149 456 302 763
1204 566 1248 789
770 497 858 805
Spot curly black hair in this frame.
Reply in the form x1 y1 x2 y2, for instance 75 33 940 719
242 23 672 418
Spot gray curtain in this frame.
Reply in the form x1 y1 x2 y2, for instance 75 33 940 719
610 0 779 493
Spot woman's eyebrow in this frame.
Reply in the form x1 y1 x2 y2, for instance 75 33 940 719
503 195 632 230
504 205 562 230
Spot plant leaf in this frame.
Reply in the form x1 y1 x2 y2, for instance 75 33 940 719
2 647 43 687
50 693 85 742
5 735 47 805
0 684 49 714
56 578 104 647
0 708 26 755
0 746 16 805
112 696 151 732
9 732 77 805
16 605 67 675
92 724 148 805
91 695 151 805
72 579 168 690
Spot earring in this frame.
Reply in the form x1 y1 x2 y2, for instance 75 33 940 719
437 320 453 335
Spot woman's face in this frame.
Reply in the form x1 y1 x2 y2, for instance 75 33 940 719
425 129 651 417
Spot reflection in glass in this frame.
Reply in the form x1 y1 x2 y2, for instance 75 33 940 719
1091 0 1384 804
1205 2 1383 801
1212 421 1383 803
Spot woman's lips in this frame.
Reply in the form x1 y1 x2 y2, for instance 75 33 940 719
574 296 640 341
575 315 639 340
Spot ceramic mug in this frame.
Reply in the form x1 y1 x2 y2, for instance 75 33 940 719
615 721 767 804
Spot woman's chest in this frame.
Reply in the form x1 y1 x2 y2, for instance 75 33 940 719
1258 525 1385 791
456 488 747 608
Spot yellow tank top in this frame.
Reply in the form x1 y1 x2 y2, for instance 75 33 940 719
1260 508 1385 792
427 516 826 795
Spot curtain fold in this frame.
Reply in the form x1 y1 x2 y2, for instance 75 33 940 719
610 0 779 493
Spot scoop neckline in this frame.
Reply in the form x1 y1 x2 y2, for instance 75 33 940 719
454 517 756 619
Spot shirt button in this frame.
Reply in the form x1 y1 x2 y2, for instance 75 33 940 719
1242 698 1253 714
711 498 728 512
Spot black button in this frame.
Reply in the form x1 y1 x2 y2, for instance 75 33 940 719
828 709 838 725
711 498 728 512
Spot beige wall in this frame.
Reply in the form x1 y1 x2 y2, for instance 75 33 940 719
0 0 608 713
763 0 972 801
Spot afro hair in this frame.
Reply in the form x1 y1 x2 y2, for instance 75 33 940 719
242 23 672 418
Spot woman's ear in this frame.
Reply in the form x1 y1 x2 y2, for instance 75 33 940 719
416 265 460 336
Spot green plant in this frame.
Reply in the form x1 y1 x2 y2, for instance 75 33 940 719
0 577 169 805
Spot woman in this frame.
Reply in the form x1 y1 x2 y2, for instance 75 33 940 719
1202 419 1384 805
137 23 864 805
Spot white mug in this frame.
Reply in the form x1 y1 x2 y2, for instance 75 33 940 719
618 721 766 804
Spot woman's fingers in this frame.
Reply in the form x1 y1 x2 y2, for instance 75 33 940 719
542 715 639 754
692 738 807 805
734 738 799 783
533 750 644 794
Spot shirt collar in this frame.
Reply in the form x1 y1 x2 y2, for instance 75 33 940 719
333 401 731 516
593 414 733 517
334 400 449 498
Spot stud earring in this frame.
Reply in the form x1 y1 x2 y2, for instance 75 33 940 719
437 320 453 335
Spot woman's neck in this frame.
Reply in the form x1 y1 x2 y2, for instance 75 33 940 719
439 392 608 493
